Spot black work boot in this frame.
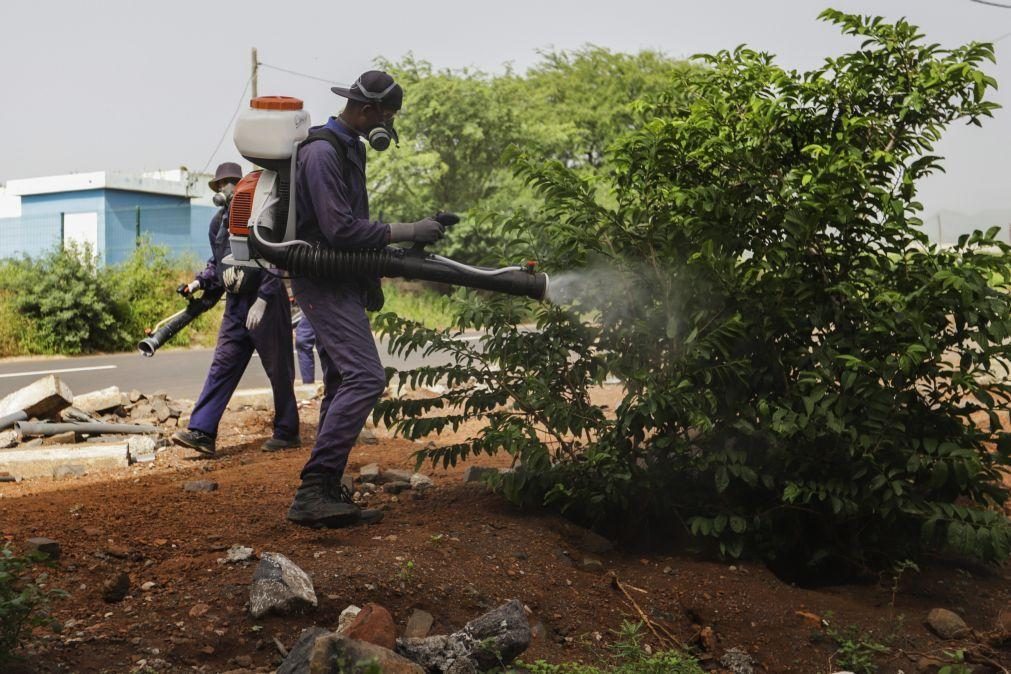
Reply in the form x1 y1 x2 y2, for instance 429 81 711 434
172 429 216 457
286 473 361 528
261 436 301 452
326 475 384 526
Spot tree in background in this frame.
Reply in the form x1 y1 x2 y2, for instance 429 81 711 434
377 10 1011 578
370 48 691 264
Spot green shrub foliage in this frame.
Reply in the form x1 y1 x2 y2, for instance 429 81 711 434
376 10 1011 573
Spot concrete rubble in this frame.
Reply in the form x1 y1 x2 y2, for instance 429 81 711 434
0 375 192 482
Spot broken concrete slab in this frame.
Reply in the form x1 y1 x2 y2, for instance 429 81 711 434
311 634 424 674
72 386 122 414
0 375 73 420
227 385 318 412
0 443 129 480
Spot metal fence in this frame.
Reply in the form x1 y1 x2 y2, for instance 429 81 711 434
0 204 218 266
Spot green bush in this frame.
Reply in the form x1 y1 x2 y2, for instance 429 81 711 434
0 245 128 354
376 10 1011 576
0 544 65 665
106 239 222 351
0 240 222 357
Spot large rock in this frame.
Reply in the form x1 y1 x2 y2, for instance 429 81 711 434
343 602 396 650
0 443 129 480
310 634 424 674
249 552 317 619
0 375 73 420
277 627 332 674
72 386 122 414
926 608 971 639
397 599 530 670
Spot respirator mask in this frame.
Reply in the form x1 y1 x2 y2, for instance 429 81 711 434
367 119 399 151
213 182 236 207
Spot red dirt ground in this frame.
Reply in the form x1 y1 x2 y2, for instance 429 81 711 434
1 401 1010 674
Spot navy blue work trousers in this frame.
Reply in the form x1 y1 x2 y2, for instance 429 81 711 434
188 288 299 440
291 278 385 478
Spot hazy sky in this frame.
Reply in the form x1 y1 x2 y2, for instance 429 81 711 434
2 0 1010 217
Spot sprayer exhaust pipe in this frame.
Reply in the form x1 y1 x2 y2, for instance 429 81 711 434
249 226 549 301
138 294 220 357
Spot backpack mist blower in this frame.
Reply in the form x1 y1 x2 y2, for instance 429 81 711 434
222 96 549 300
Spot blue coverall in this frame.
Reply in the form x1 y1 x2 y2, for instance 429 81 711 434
292 117 388 478
187 203 300 441
294 317 321 384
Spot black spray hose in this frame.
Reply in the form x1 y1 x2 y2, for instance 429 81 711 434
138 291 222 357
249 226 549 301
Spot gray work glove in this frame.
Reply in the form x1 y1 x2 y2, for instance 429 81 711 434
246 297 267 331
388 218 445 244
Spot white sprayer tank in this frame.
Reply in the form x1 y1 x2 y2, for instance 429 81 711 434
233 96 310 162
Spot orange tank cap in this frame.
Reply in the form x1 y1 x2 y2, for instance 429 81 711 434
250 96 304 111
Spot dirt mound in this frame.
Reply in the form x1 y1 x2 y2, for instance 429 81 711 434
2 399 1010 673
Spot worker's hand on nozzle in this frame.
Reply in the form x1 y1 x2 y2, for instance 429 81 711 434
388 218 444 244
177 279 201 297
246 297 267 331
433 212 460 228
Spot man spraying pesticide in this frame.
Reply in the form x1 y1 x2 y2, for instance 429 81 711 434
217 70 550 529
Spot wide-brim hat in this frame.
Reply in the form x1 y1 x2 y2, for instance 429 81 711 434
331 70 403 110
209 162 243 192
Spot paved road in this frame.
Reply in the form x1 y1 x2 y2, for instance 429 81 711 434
0 336 477 400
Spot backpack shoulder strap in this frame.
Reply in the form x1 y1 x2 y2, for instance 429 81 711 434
299 128 355 173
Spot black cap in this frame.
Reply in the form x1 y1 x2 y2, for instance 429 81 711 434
331 70 403 110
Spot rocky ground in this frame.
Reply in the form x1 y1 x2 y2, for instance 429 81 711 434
1 393 1010 673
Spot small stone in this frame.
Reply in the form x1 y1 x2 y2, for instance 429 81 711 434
0 429 17 448
128 390 143 403
378 468 412 485
719 646 754 674
462 466 498 483
27 537 61 560
127 436 158 463
104 544 130 559
141 582 156 591
199 645 214 655
189 603 210 618
183 480 219 493
359 463 381 481
699 626 717 652
343 602 396 650
152 400 172 423
356 427 379 445
384 480 412 494
225 545 255 563
234 655 252 668
102 571 130 603
131 404 155 420
926 608 971 639
404 608 434 639
409 473 433 491
578 557 604 573
337 605 362 634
